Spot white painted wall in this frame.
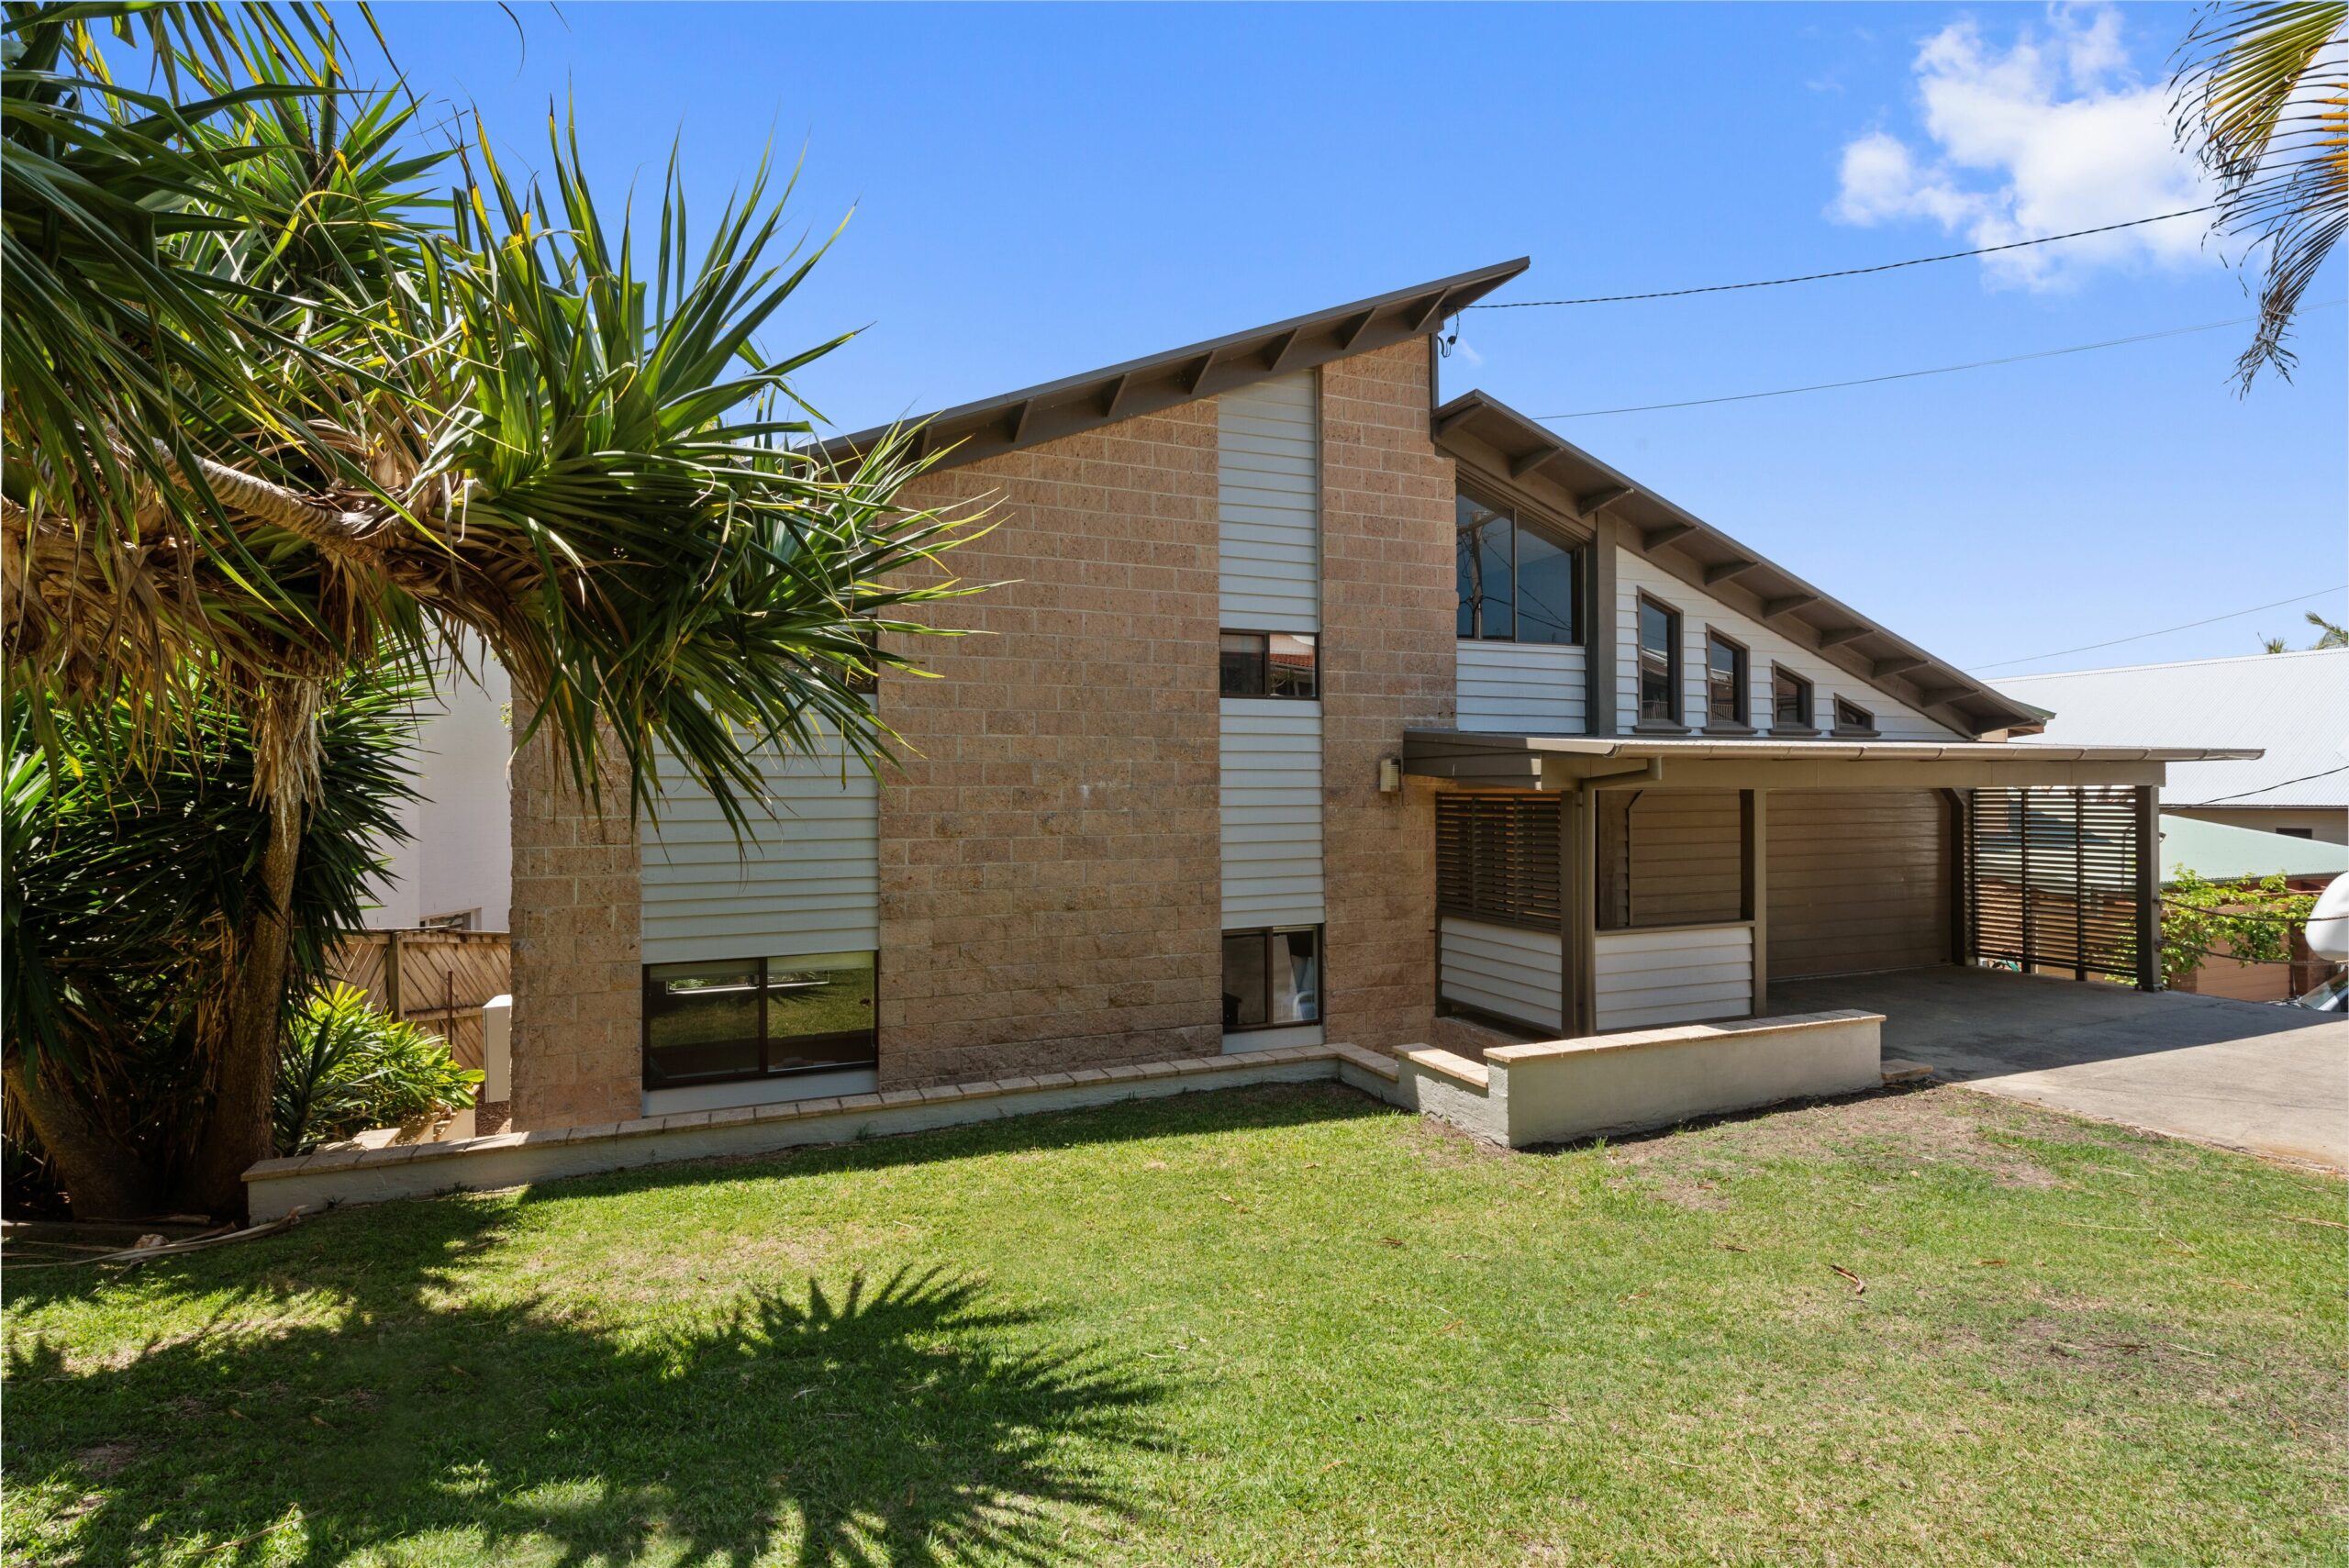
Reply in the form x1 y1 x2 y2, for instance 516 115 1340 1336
1438 915 1564 1032
1593 922 1754 1031
1613 548 1961 740
637 712 880 965
1219 698 1324 927
1218 373 1319 633
1455 640 1587 735
365 653 513 930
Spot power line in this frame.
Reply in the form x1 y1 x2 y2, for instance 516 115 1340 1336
1974 585 2349 672
1468 206 2215 308
1533 304 2345 419
2196 763 2349 805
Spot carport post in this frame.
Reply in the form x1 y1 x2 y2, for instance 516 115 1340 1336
2132 784 2161 992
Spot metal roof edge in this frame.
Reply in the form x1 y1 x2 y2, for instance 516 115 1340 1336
813 257 1531 473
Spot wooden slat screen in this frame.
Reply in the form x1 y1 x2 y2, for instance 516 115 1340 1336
1435 793 1563 931
1966 787 2143 983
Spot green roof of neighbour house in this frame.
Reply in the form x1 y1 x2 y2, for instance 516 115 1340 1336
2159 814 2349 886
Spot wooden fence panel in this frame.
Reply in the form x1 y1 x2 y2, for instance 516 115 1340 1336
325 929 511 1073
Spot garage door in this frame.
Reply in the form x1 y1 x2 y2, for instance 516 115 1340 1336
1768 790 1951 979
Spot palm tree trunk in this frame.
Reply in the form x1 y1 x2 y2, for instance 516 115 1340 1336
6 1058 158 1220
184 789 304 1218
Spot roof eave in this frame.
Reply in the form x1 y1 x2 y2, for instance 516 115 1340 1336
815 257 1531 473
1431 389 2045 738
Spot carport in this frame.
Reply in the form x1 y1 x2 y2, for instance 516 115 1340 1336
1408 732 2260 1040
1771 964 2349 1171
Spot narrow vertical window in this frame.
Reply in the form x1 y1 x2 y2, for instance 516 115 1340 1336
1455 495 1514 640
1772 666 1813 729
1706 632 1748 726
1638 596 1681 724
1514 526 1576 645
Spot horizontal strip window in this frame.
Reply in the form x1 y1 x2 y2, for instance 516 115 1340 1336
1435 793 1563 930
1456 493 1578 645
1220 631 1318 699
643 952 876 1088
1223 926 1321 1031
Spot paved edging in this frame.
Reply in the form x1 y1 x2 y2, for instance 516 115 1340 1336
245 1043 1407 1221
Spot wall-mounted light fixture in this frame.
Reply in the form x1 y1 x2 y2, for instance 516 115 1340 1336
1377 757 1403 795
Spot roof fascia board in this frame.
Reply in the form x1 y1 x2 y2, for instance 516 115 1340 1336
816 257 1530 473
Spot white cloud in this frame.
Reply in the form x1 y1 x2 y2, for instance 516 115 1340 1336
1831 6 2212 288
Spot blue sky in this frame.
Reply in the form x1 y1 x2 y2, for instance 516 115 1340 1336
370 2 2344 676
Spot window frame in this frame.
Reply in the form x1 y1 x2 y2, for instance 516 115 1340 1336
1832 696 1877 736
1703 629 1750 728
1770 665 1815 732
1636 594 1684 726
1219 630 1319 700
641 952 879 1090
1219 924 1324 1034
1454 491 1581 647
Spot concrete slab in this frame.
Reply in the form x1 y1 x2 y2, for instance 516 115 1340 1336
1771 966 2349 1172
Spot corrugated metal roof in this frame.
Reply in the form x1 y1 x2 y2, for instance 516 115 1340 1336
2158 813 2349 884
1995 649 2349 808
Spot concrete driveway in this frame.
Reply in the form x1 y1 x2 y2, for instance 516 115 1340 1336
1769 965 2349 1173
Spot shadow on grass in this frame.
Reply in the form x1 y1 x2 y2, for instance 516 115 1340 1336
6 1220 1169 1565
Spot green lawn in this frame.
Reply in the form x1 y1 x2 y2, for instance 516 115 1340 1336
5 1082 2343 1566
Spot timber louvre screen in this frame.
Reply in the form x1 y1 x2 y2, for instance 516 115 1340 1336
1435 794 1563 930
1966 786 2145 983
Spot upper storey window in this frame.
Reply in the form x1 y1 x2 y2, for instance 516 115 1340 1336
1455 495 1576 645
1220 632 1318 699
1638 595 1682 724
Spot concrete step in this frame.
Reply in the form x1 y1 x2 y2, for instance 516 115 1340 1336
1881 1058 1936 1086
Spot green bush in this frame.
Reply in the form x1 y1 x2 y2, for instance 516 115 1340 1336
273 986 482 1156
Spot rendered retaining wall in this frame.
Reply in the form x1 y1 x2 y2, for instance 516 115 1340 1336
1397 1009 1884 1149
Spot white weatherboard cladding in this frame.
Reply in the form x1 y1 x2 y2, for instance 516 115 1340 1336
1218 373 1319 633
1456 640 1588 735
1439 915 1564 1032
1220 699 1324 926
1614 548 1960 740
1593 923 1753 1030
638 716 878 964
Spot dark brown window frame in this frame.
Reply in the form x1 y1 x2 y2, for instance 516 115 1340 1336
1636 594 1684 726
1454 491 1582 647
1771 664 1814 730
1220 924 1324 1033
1704 629 1750 728
641 953 880 1090
1833 695 1876 736
1219 630 1319 700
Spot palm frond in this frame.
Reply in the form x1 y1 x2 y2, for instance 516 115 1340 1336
2172 2 2349 387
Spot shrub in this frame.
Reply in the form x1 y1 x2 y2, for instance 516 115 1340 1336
274 986 482 1156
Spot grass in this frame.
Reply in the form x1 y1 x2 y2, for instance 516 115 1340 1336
4 1081 2343 1566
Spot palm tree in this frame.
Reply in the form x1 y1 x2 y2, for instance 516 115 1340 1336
2171 2 2349 389
3 6 984 1215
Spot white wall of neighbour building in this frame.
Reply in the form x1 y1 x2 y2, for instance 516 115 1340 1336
367 651 513 931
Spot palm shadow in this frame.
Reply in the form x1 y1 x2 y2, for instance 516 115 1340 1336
6 1247 1169 1566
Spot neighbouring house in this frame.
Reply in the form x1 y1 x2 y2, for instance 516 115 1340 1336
366 649 513 933
487 259 2257 1134
2157 814 2348 1003
1995 649 2349 846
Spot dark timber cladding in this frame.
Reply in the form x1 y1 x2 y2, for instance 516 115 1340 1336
814 258 1530 473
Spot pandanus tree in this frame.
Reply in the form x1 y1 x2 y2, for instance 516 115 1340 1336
2171 1 2349 387
3 4 981 1217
